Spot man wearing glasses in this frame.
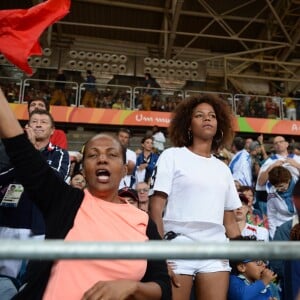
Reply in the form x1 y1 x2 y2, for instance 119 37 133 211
255 136 300 215
135 181 150 213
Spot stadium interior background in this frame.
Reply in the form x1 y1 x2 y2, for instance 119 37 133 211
1 0 300 151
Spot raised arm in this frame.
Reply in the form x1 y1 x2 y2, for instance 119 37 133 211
0 88 24 138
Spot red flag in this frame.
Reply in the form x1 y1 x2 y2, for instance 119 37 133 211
0 0 71 75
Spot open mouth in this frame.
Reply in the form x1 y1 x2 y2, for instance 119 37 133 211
96 169 110 182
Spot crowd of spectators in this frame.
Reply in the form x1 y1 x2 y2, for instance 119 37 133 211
1 81 300 298
2 73 300 120
236 91 300 120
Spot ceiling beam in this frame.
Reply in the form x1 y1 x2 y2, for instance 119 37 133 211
73 0 267 24
227 72 300 82
58 21 289 46
158 0 172 57
265 0 292 43
279 18 300 60
196 44 286 62
166 0 184 59
173 18 216 59
197 0 249 51
226 56 300 67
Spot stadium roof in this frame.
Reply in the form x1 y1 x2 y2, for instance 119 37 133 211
2 0 300 89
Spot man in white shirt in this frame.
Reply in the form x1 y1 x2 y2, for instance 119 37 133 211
152 125 166 154
117 128 137 188
229 136 252 187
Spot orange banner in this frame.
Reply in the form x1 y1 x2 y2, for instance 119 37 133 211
10 103 300 135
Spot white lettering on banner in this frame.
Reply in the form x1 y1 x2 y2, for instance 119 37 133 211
135 114 153 123
135 113 171 125
291 124 300 131
155 117 170 124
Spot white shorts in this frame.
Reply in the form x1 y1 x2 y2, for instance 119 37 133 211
166 230 231 276
168 258 230 276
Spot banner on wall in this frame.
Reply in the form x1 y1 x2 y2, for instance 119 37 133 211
10 103 300 135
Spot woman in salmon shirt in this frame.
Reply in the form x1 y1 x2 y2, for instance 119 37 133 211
0 88 171 300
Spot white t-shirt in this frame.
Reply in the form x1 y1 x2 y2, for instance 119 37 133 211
151 147 242 241
119 148 136 189
242 223 269 241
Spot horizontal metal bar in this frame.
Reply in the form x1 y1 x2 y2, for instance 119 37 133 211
0 240 300 260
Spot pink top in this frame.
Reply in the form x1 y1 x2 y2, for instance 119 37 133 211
43 189 149 300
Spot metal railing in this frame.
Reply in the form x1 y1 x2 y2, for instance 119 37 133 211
1 76 300 120
79 83 133 109
0 76 22 103
185 90 235 112
234 94 283 119
133 86 184 110
1 240 300 261
22 78 79 106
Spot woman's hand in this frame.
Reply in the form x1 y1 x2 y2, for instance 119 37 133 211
167 262 181 288
138 163 148 171
82 279 137 300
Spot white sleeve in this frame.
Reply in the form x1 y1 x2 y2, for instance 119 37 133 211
126 149 137 164
231 156 252 186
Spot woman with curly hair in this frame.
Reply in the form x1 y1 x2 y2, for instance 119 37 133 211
150 93 242 300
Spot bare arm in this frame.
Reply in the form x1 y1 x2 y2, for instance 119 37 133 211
257 134 268 160
127 160 136 175
82 280 163 300
257 169 270 186
223 210 241 239
149 191 167 238
0 88 24 138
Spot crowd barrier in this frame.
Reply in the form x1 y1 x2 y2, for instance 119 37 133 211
1 76 299 120
1 240 300 260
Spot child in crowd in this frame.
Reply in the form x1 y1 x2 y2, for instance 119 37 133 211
228 259 278 300
234 193 269 241
267 166 297 239
69 171 86 190
238 185 267 228
118 187 140 208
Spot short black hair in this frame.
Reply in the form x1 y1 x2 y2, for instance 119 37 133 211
82 133 126 164
141 136 153 144
117 127 131 137
233 136 245 151
29 109 54 128
27 98 50 112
